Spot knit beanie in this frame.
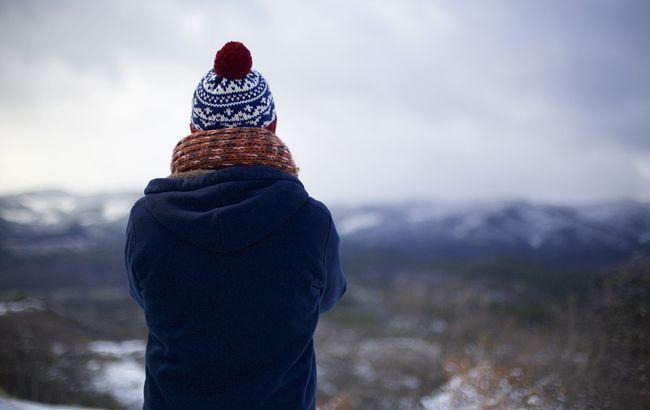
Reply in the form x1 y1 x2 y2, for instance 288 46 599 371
190 41 277 131
170 41 298 179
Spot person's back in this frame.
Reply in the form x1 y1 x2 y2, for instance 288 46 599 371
124 42 347 409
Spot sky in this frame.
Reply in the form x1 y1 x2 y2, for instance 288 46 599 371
0 0 649 204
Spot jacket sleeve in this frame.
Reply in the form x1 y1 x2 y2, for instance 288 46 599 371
320 215 347 314
125 210 145 310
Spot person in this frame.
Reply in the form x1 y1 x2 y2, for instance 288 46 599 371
124 41 347 410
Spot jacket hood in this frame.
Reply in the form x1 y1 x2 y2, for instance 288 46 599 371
143 165 309 253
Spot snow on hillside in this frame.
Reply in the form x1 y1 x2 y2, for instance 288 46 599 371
420 362 556 409
99 198 134 223
0 397 100 410
0 191 140 228
0 192 76 226
332 199 650 254
86 340 145 410
1 191 649 265
337 211 385 235
0 298 43 316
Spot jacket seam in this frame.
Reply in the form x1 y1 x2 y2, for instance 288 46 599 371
321 214 333 290
302 198 332 283
128 204 139 281
216 173 224 250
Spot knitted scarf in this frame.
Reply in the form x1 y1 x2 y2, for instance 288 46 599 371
169 127 299 179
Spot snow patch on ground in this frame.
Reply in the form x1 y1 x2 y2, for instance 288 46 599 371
87 340 145 356
86 340 145 410
358 337 441 359
0 396 100 410
420 362 557 409
0 298 44 316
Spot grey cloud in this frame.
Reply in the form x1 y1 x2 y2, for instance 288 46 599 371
0 0 648 201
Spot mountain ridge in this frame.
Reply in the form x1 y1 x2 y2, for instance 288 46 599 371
0 190 648 290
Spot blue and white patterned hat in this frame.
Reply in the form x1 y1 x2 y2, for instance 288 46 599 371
190 42 277 131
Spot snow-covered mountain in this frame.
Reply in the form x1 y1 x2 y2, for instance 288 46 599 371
0 190 140 255
1 191 648 272
334 200 650 244
332 200 650 267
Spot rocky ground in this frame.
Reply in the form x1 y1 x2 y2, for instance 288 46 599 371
2 262 647 409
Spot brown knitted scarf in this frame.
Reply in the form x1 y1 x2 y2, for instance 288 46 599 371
169 127 299 179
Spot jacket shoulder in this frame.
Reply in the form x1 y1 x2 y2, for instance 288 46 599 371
298 197 334 244
302 197 336 250
127 196 153 231
305 197 333 220
129 196 147 218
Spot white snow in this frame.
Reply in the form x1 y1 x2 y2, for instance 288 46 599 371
88 340 146 356
406 205 453 223
420 362 555 409
86 340 145 410
0 209 38 225
0 397 100 410
450 212 485 239
0 193 76 225
0 298 44 316
0 192 139 227
19 194 76 225
337 212 384 235
420 376 465 409
100 199 133 222
90 360 144 410
22 194 76 214
358 337 441 359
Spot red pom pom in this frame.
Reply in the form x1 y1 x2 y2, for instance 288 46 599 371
214 41 253 80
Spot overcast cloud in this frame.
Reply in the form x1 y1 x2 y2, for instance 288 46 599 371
0 0 648 204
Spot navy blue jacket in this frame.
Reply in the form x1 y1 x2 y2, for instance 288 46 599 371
124 165 347 410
